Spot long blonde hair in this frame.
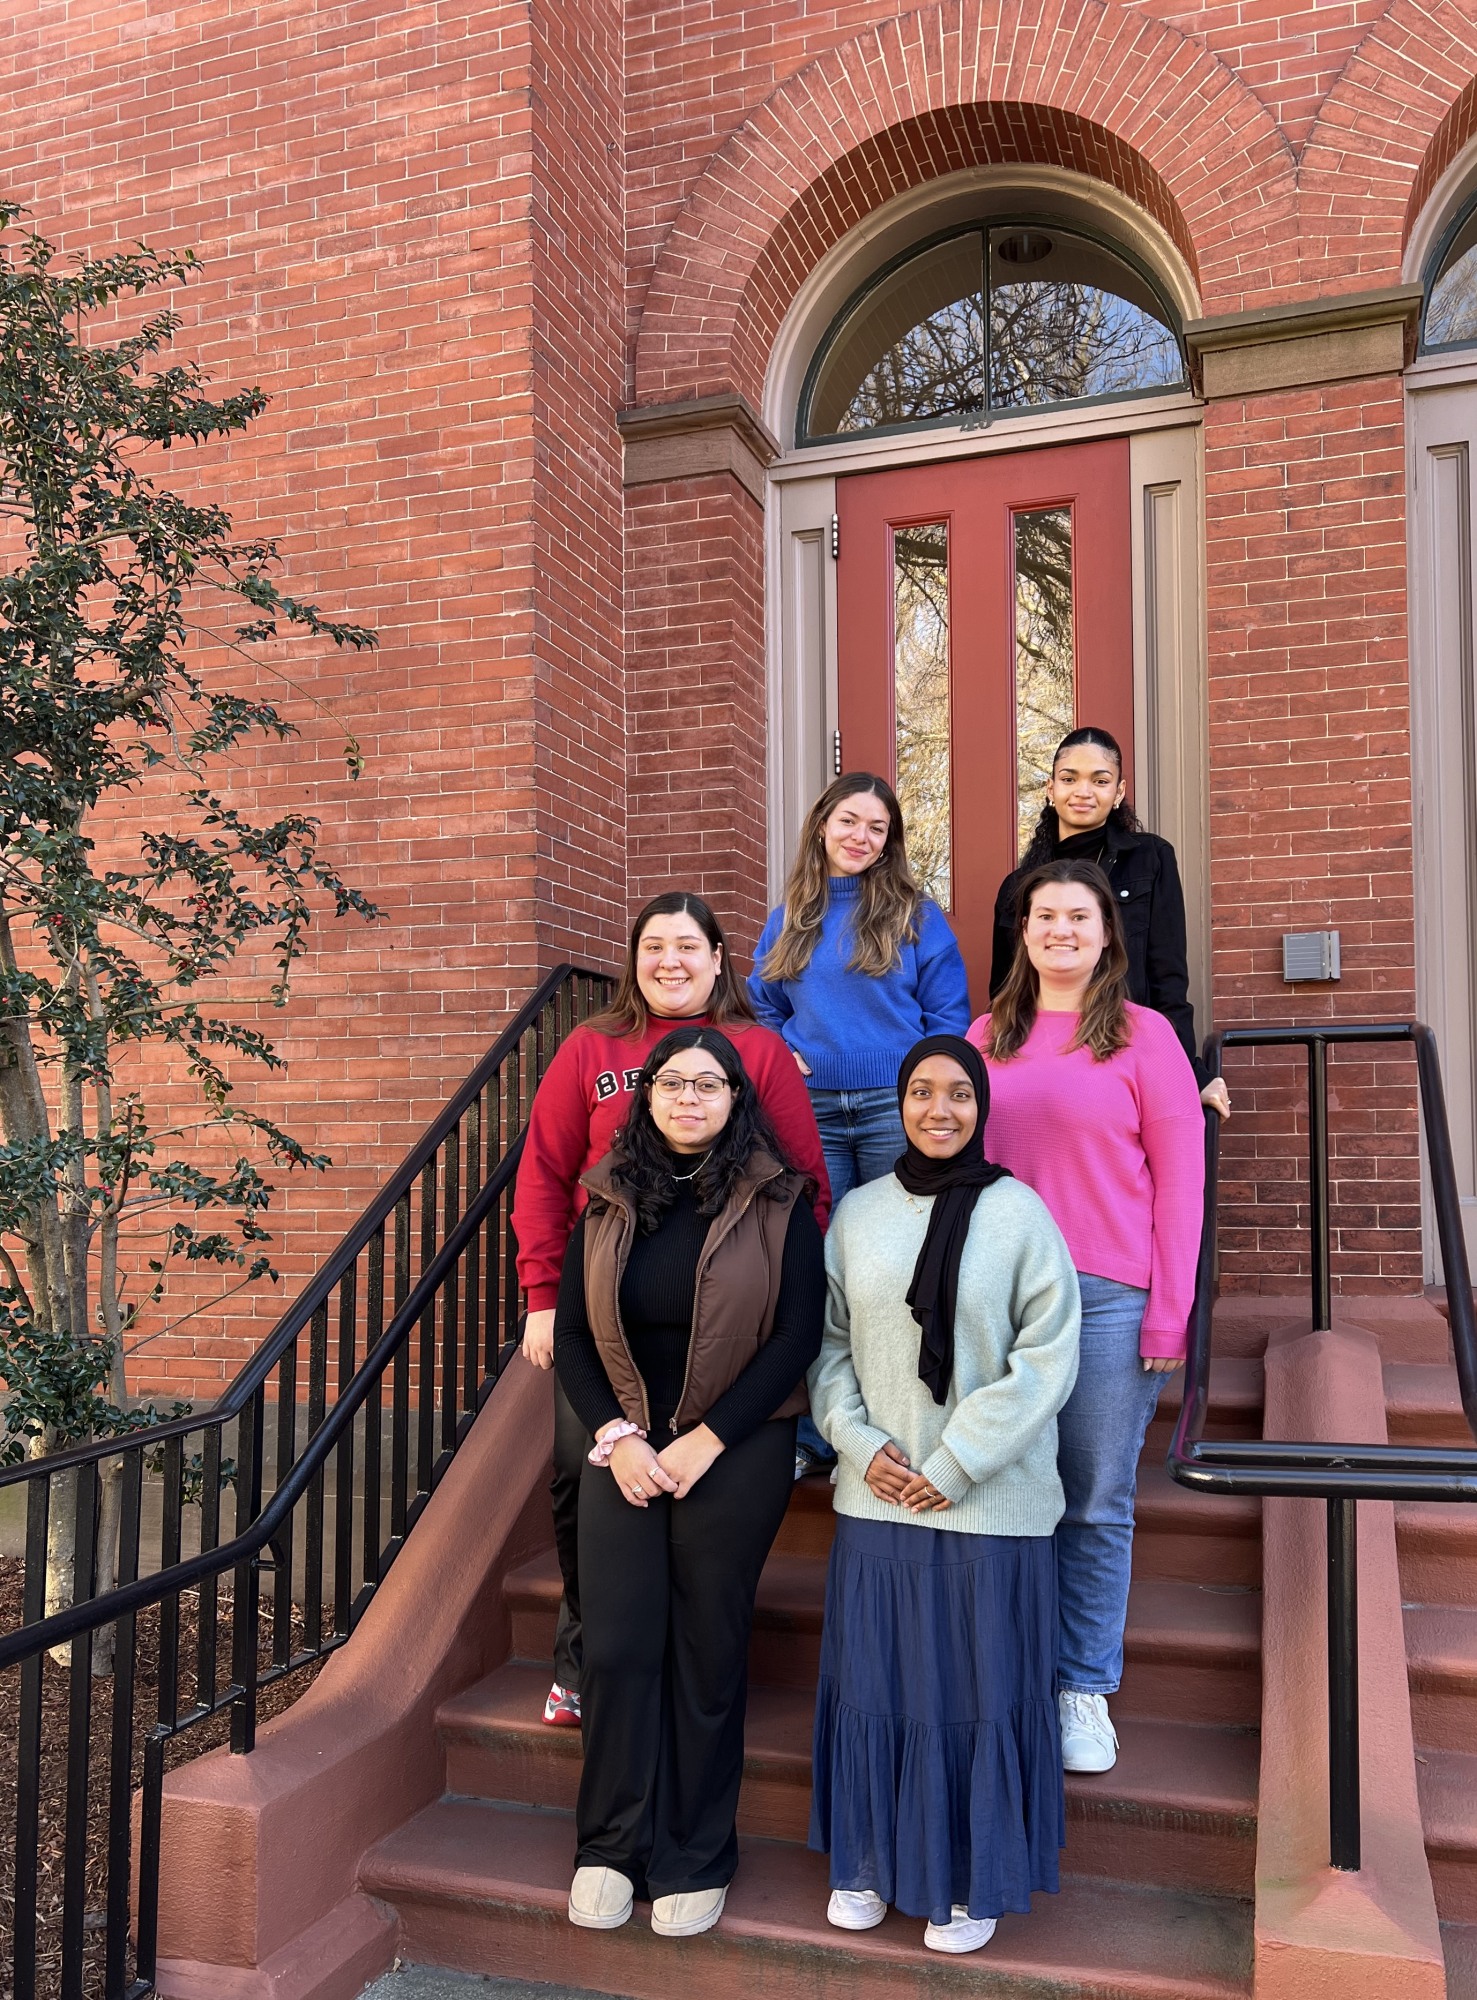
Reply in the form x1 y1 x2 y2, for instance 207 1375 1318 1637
762 773 923 981
987 861 1132 1062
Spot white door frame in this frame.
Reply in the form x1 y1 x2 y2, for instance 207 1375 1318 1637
764 406 1212 1034
1407 364 1477 1277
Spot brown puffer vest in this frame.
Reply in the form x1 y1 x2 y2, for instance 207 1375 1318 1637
579 1149 812 1433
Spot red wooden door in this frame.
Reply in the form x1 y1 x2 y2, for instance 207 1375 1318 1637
836 438 1134 999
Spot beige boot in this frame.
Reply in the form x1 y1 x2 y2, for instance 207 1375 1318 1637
568 1865 634 1930
650 1884 727 1937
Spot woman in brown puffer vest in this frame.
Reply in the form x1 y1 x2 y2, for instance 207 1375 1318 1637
553 1025 826 1942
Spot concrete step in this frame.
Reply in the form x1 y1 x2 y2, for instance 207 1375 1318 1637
1398 1503 1477 1608
1385 1364 1473 1451
1145 1358 1266 1448
439 1661 1259 1895
1118 1580 1262 1728
1132 1462 1262 1587
507 1558 1263 1717
1418 1746 1477 1922
1407 1603 1477 1752
361 1797 1253 2000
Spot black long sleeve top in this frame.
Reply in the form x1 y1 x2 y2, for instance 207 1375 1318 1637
552 1180 825 1445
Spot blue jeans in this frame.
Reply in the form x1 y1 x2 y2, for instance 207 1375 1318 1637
798 1086 908 1463
1055 1273 1165 1695
808 1085 906 1205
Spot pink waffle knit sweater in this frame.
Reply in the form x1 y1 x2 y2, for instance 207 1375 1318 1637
966 1003 1205 1358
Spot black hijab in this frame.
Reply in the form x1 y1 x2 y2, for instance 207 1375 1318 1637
894 1035 1012 1405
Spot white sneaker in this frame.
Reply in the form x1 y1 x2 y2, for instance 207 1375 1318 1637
827 1888 887 1930
924 1906 998 1953
1059 1689 1118 1773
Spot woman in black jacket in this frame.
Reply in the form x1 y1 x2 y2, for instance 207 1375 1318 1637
989 727 1230 1119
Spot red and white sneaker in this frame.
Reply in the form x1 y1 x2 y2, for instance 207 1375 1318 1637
543 1681 581 1727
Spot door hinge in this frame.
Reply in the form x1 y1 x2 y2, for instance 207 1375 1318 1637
832 728 843 775
829 512 839 560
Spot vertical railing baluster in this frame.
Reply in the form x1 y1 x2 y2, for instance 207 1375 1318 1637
363 1226 385 1590
417 1156 438 1496
60 1459 99 2000
1328 1494 1361 1869
486 1076 504 1380
14 1475 49 2000
196 1427 223 1706
231 1387 265 1754
135 1731 166 1991
158 1438 184 1725
273 1344 297 1668
442 1124 461 1450
105 1447 143 1996
334 1261 358 1633
465 1096 482 1406
391 1193 411 1541
304 1301 329 1650
1308 1035 1332 1332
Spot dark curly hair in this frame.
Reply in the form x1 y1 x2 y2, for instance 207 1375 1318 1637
1019 725 1143 871
609 1027 794 1232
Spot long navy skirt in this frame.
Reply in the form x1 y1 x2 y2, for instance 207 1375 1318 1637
808 1515 1063 1924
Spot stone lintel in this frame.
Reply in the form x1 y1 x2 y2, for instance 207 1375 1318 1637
1184 285 1425 398
617 394 781 505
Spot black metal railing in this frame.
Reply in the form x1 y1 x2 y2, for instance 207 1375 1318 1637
0 961 612 2000
1169 1021 1477 1871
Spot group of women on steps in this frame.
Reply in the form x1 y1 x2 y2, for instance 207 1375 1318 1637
509 727 1213 1953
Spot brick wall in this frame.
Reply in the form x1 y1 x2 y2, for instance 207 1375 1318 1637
3 0 1477 1390
1205 378 1421 1292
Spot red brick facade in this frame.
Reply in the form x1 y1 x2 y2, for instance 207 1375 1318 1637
4 0 1475 1392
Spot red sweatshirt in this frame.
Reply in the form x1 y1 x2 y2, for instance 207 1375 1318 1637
512 1016 832 1310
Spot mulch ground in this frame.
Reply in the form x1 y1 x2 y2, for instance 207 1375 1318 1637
0 1557 326 2000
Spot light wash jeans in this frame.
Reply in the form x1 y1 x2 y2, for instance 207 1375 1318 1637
798 1085 908 1463
1055 1272 1166 1695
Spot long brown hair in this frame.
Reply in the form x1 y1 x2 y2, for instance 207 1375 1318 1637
761 773 923 981
987 860 1131 1063
586 892 757 1040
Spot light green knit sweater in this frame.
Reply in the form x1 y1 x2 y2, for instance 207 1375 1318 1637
808 1173 1081 1538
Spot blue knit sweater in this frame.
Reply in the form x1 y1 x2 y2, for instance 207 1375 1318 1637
747 877 971 1090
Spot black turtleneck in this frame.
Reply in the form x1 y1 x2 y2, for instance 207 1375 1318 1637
552 1171 824 1446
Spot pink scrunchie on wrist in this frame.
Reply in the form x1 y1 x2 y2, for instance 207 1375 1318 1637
588 1419 646 1467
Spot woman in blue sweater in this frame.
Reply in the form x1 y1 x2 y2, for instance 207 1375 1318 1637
749 774 971 1471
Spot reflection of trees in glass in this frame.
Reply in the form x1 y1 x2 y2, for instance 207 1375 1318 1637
893 524 952 906
1428 249 1477 346
840 295 984 431
991 283 1181 407
1014 509 1074 857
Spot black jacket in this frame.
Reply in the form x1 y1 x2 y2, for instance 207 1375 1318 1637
989 823 1210 1087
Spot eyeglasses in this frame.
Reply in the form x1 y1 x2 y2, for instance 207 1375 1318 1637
649 1071 732 1100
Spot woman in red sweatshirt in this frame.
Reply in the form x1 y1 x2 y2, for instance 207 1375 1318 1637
513 890 830 1727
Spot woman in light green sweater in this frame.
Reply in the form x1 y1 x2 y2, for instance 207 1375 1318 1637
807 1033 1080 1955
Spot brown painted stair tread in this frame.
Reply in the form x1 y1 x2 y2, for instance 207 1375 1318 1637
361 1796 1253 2000
1416 1747 1477 1924
1385 1363 1470 1445
437 1659 1258 1892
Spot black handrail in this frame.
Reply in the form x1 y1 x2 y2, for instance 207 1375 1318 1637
0 959 613 1999
1169 1020 1477 1872
0 959 602 1492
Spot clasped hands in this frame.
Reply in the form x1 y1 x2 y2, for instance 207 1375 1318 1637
865 1438 951 1512
602 1423 725 1507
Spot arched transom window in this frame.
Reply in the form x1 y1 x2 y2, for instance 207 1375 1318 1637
1424 193 1477 350
798 221 1187 445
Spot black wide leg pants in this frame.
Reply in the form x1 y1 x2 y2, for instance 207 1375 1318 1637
574 1415 798 1897
550 1376 589 1690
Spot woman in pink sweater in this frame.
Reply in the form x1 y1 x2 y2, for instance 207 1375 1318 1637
966 859 1204 1779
